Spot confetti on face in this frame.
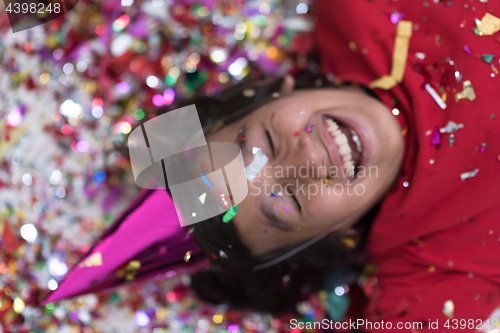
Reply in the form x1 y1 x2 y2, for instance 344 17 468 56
210 121 224 133
304 126 312 133
299 110 305 116
284 206 289 212
222 205 237 223
294 131 300 137
240 136 247 142
270 113 275 121
271 193 276 197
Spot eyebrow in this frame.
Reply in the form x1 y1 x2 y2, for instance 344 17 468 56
261 203 294 232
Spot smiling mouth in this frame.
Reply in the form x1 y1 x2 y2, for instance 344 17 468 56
324 117 364 178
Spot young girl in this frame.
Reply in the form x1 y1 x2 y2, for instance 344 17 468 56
47 1 500 331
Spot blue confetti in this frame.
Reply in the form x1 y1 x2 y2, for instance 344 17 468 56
93 170 106 183
200 174 212 188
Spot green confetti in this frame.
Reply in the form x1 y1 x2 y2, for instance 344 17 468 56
482 54 495 63
222 206 237 223
133 109 145 120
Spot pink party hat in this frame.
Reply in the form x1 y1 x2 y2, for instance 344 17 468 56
43 189 209 304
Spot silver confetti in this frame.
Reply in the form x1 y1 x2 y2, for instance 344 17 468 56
219 250 228 259
243 88 255 98
443 300 454 318
440 121 464 133
460 169 479 181
449 134 455 147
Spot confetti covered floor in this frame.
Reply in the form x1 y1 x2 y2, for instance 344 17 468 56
0 0 324 331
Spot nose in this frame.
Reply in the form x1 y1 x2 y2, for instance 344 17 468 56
279 135 328 180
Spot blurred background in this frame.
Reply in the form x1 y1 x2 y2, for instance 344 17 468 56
0 0 330 331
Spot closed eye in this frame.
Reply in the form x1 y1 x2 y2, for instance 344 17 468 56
265 130 275 156
285 187 302 212
291 193 301 212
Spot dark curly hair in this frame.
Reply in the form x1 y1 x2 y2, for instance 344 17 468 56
149 70 379 314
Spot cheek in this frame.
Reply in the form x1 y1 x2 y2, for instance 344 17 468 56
272 108 311 129
305 184 370 217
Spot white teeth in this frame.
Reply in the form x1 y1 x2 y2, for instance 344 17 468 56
339 144 351 156
334 134 348 145
350 129 363 154
325 118 360 178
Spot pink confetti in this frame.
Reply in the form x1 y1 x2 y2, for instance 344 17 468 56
463 45 472 55
284 206 289 212
304 126 312 133
390 11 404 24
431 127 442 146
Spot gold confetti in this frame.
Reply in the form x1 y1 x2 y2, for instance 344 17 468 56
341 237 357 249
348 41 357 52
475 13 500 36
0 122 28 161
210 121 224 133
79 252 103 267
370 21 413 90
13 297 25 314
428 265 436 272
184 251 192 262
443 300 455 318
116 260 141 282
243 88 255 98
455 80 476 102
441 92 447 103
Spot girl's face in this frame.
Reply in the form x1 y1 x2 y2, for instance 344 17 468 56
207 84 404 255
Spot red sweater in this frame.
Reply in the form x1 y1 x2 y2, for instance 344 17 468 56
316 1 500 331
